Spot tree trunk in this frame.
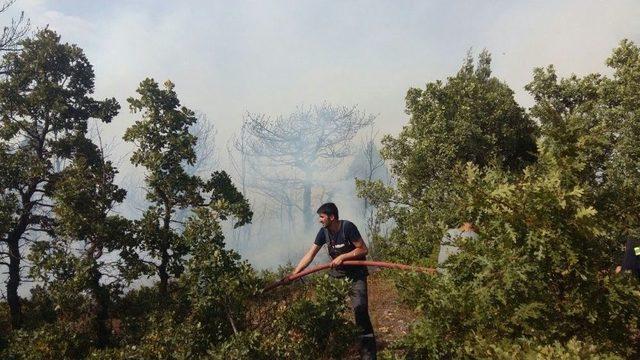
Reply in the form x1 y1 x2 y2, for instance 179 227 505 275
4 121 48 330
89 264 110 348
158 247 169 298
158 206 172 298
7 236 21 329
5 198 33 329
303 172 313 231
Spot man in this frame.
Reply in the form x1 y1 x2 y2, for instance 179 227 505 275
616 236 640 279
292 202 377 360
437 222 478 273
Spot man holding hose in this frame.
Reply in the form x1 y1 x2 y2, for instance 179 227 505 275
292 202 377 360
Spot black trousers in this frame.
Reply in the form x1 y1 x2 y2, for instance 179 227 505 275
348 276 377 360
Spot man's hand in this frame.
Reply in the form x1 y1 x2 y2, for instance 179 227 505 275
330 255 345 268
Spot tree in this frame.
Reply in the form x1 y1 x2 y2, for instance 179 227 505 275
178 176 254 354
346 125 389 236
78 174 254 359
363 43 640 358
525 39 640 239
28 156 134 348
237 103 374 231
357 51 538 262
124 79 252 299
0 29 119 328
394 151 639 358
124 78 201 298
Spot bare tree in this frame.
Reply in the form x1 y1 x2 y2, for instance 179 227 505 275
228 121 248 195
354 126 387 218
187 112 218 176
346 125 389 245
0 0 29 53
236 103 375 230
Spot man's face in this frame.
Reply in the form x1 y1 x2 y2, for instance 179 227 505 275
318 213 335 228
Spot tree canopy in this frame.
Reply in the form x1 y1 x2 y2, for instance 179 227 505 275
358 43 640 358
0 29 119 328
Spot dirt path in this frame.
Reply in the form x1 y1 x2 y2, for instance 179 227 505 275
344 272 417 359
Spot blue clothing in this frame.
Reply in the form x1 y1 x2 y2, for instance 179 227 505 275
622 238 640 279
314 220 368 278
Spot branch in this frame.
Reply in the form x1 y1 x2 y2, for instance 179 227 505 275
224 301 238 335
0 4 29 52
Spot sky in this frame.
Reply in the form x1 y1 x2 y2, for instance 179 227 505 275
2 0 640 273
6 1 640 146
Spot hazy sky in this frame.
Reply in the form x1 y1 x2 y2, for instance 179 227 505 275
6 0 639 146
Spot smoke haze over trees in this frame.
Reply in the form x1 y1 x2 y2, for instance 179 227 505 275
1 1 640 358
225 104 378 267
236 104 374 231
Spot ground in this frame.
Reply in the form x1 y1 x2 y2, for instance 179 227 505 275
344 271 418 359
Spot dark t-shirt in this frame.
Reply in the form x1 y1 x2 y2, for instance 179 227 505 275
621 238 640 279
314 220 362 247
314 220 368 279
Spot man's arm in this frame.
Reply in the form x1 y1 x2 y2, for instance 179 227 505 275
292 244 322 275
331 238 368 268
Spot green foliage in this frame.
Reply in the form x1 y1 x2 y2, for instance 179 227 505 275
179 203 257 354
1 27 261 360
526 39 640 236
124 78 253 299
468 338 623 360
209 274 358 360
87 181 255 358
361 42 640 358
208 331 267 360
358 51 538 264
203 171 253 228
3 321 94 360
0 29 119 192
124 78 203 295
0 28 120 327
124 78 200 207
390 50 537 181
5 23 639 360
26 156 134 348
391 161 640 358
263 275 358 359
85 275 356 360
108 285 161 345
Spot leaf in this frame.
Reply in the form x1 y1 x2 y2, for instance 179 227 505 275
575 206 597 219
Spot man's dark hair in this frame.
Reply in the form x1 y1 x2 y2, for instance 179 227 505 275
317 202 339 219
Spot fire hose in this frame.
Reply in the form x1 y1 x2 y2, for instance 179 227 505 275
263 260 436 292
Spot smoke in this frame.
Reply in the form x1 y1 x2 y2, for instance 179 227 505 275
210 104 386 269
222 182 371 271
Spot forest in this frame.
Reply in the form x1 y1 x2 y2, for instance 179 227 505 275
1 2 640 359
